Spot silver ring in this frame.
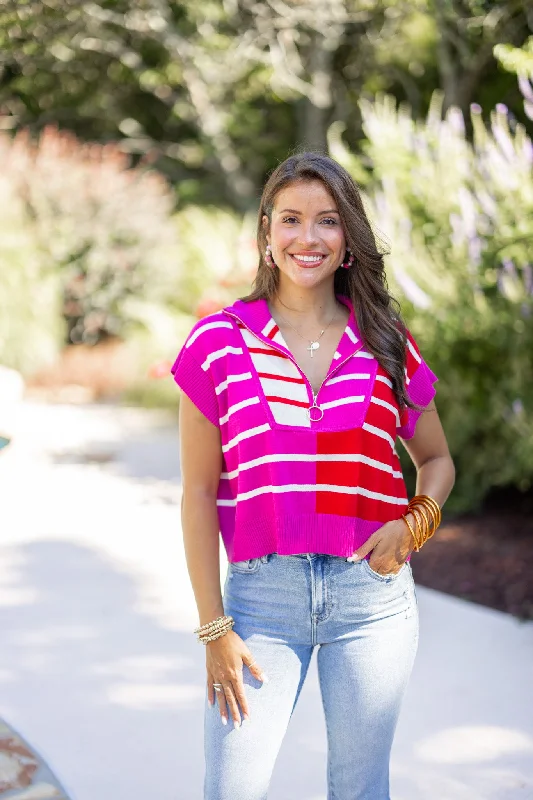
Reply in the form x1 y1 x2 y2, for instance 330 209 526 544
213 683 223 692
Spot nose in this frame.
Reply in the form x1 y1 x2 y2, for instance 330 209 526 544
297 222 320 246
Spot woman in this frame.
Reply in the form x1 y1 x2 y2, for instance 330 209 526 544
172 152 455 800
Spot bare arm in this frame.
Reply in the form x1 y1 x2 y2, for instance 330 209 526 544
179 391 224 626
179 391 266 727
400 398 455 510
351 398 455 570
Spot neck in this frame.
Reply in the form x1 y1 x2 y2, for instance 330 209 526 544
270 279 339 322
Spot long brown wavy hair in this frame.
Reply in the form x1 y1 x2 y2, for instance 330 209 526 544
241 152 418 413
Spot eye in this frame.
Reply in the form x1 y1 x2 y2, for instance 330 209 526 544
320 217 338 225
282 216 298 224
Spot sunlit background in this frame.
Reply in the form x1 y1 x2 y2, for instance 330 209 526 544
0 2 532 799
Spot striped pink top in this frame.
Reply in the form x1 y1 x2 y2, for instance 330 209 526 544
171 295 438 562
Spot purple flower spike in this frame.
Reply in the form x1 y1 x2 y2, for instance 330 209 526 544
470 103 482 114
496 103 508 115
518 75 533 103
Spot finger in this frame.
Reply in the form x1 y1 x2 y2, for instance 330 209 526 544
232 677 250 721
215 682 228 725
242 652 269 684
348 532 379 562
206 674 215 707
223 683 242 729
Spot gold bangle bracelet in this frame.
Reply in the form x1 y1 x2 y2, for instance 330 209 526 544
411 495 441 527
401 514 420 551
410 505 428 548
407 495 442 547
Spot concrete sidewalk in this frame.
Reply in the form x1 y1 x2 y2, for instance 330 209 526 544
0 401 532 800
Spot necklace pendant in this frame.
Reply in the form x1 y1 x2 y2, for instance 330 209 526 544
307 341 320 357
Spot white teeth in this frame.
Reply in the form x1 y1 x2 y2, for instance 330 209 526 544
292 255 324 262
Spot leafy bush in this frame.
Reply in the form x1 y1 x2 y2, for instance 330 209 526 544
332 94 533 512
1 125 181 351
0 145 63 374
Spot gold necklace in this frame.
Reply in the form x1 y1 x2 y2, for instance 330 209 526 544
273 300 337 358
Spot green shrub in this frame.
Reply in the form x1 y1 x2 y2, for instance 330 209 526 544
1 125 181 352
331 94 533 512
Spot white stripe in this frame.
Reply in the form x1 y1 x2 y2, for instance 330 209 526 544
261 319 277 337
217 483 407 506
269 401 311 428
221 452 402 480
333 351 341 360
362 422 396 451
407 338 421 364
371 396 400 424
201 346 243 370
320 395 365 411
376 375 393 389
250 351 301 379
215 372 252 395
326 373 370 386
354 351 374 360
259 377 308 402
271 330 287 347
219 397 260 426
186 320 233 347
346 326 359 344
221 423 270 453
404 367 411 386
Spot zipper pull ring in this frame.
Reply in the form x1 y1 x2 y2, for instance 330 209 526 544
307 394 324 423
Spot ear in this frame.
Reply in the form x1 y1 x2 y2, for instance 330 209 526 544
261 214 270 244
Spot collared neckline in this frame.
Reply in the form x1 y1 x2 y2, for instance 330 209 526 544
224 294 364 361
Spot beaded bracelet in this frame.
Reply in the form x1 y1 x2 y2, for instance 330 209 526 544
194 615 235 644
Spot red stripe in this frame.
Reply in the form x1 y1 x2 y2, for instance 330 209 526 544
249 347 286 358
317 491 407 521
267 325 279 340
258 371 304 384
364 402 397 440
266 395 310 408
317 459 405 494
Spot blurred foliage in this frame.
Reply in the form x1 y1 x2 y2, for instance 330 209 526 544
331 93 533 512
0 145 63 374
0 124 181 355
495 36 533 78
0 1 533 510
0 0 530 208
494 37 533 122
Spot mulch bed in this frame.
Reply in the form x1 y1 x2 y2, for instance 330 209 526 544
411 500 533 620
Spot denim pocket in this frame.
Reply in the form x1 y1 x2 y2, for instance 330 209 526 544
229 557 263 574
361 557 408 582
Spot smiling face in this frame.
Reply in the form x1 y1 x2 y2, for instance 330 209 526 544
263 180 347 290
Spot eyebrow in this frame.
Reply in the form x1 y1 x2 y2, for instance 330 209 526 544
278 208 339 215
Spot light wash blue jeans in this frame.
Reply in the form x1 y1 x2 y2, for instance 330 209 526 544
204 553 419 800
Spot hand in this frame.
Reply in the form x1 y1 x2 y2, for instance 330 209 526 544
348 517 413 575
206 629 268 728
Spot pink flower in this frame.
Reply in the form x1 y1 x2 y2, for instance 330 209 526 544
148 360 173 379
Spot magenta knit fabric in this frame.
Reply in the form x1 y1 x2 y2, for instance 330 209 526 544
171 296 438 562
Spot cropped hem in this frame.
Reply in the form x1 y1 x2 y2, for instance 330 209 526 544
224 511 409 563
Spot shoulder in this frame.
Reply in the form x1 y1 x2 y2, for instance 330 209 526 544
181 311 238 359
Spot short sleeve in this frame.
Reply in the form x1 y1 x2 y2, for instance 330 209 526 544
170 322 220 428
396 329 438 440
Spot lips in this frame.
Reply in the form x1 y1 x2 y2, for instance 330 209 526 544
289 253 327 268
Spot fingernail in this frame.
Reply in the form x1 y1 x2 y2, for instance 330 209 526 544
348 554 360 562
234 720 241 730
243 713 249 722
221 716 227 725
